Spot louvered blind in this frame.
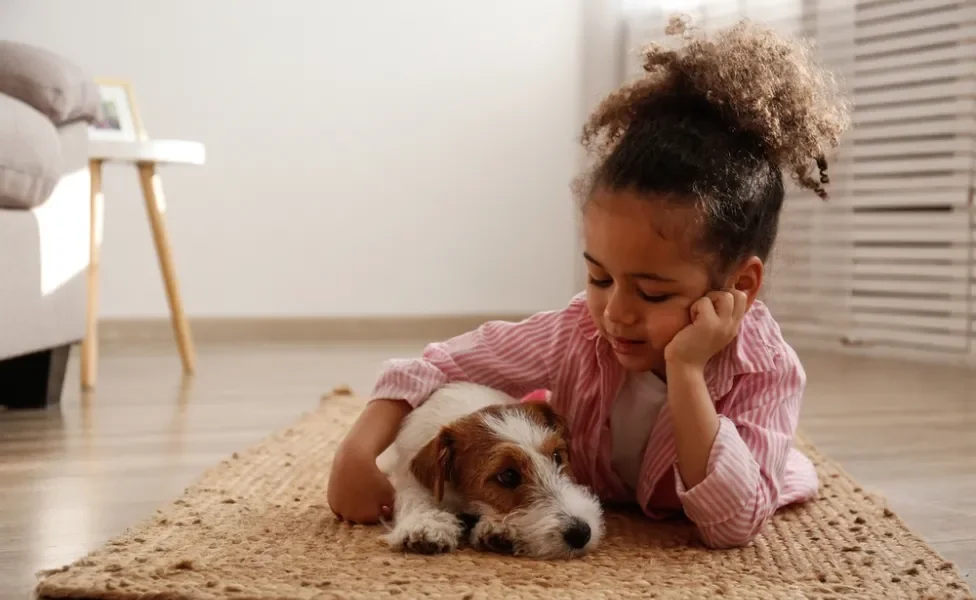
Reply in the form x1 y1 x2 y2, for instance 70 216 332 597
770 0 976 361
623 0 976 363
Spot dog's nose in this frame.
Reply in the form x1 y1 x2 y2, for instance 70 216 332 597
562 518 591 549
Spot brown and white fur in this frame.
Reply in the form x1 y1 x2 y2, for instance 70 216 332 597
376 382 604 559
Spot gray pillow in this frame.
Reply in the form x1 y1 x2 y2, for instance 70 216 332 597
0 40 99 125
0 94 61 209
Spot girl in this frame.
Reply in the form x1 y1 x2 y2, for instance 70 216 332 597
327 16 850 549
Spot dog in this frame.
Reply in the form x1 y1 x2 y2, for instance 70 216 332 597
376 382 604 559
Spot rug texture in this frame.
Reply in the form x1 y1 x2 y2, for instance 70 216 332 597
36 389 973 600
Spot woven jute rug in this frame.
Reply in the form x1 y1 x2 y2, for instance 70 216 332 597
36 388 973 600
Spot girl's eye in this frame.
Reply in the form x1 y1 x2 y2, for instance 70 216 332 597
587 276 612 288
639 291 672 304
496 469 522 489
552 451 563 467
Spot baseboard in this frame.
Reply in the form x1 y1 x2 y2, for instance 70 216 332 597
97 314 532 345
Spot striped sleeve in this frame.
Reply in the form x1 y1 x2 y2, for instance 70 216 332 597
673 354 806 549
370 297 583 408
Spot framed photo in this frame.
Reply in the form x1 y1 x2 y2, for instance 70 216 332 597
88 79 146 142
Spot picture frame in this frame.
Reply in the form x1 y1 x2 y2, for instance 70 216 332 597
88 79 146 142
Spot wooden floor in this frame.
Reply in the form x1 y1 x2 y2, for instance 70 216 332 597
1 341 973 597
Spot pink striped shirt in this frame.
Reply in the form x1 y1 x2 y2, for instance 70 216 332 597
371 292 817 549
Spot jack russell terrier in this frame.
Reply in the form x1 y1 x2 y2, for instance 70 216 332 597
376 382 604 559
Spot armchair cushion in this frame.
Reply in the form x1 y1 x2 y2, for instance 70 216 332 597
0 40 99 125
0 94 61 209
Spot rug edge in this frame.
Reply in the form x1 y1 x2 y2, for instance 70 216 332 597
793 429 970 587
34 386 366 594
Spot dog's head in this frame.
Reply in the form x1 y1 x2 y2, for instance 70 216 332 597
410 400 603 558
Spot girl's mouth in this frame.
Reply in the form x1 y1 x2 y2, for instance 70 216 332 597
610 336 646 355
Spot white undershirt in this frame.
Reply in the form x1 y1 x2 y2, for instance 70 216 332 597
609 370 669 492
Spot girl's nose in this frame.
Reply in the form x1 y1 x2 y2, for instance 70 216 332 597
604 290 638 327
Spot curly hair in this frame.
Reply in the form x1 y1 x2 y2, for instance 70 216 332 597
578 15 851 273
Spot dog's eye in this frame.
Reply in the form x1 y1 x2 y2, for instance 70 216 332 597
496 469 521 489
552 451 563 467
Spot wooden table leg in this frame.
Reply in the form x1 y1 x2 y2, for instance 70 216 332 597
81 159 103 390
137 162 197 374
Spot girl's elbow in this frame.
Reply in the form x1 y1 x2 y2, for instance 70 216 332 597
700 513 772 549
703 528 759 549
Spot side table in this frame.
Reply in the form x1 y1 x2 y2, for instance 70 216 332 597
83 139 205 390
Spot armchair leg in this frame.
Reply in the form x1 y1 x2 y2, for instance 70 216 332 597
0 344 71 410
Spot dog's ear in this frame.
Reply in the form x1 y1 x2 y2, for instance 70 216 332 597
520 400 570 442
410 427 455 503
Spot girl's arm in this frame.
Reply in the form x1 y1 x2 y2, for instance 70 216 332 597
328 398 412 523
341 295 584 460
339 398 413 458
328 297 583 523
666 361 720 489
370 297 584 409
669 356 806 549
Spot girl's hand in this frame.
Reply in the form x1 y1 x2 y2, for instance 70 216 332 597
326 397 410 524
327 440 395 525
665 290 748 370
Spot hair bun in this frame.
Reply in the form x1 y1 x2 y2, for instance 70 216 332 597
638 14 852 198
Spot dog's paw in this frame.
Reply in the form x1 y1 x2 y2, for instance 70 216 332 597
470 518 518 555
384 511 463 555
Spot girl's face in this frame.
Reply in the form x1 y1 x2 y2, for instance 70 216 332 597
581 187 713 375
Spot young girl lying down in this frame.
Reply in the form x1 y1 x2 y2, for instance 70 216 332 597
328 15 850 549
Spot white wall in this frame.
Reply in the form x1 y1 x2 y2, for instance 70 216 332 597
579 0 624 292
0 1 587 318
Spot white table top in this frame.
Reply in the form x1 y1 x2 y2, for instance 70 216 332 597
88 139 206 166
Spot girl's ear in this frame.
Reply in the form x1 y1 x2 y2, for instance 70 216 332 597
727 256 764 308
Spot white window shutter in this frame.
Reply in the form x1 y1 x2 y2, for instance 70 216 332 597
765 0 858 353
770 0 976 362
